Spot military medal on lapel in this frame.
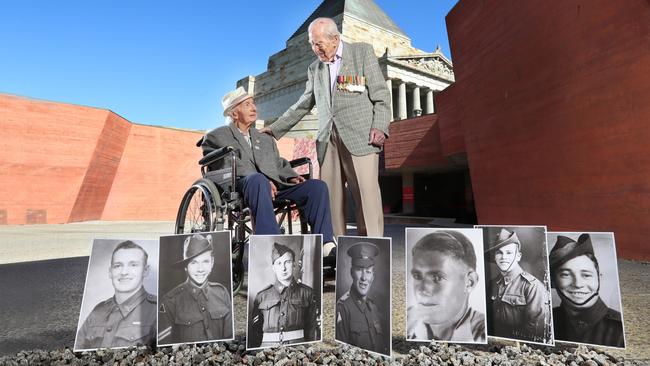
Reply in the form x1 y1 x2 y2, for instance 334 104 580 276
337 74 366 93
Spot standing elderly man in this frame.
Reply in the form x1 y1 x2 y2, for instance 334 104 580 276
248 243 318 348
485 228 547 342
264 17 391 238
75 241 157 350
336 242 389 355
158 234 232 344
202 87 334 246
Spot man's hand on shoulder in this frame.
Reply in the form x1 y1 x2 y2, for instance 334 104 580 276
369 128 386 147
289 176 306 184
259 127 275 138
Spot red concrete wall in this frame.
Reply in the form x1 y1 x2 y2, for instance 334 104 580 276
384 114 448 171
68 113 132 222
0 94 110 224
101 124 203 221
444 0 650 259
0 93 301 224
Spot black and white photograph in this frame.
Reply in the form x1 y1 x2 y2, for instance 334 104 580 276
547 232 626 349
335 236 392 357
74 239 159 352
476 225 554 345
157 231 233 346
405 228 487 344
246 234 322 350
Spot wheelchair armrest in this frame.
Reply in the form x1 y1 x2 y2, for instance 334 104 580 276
289 157 312 180
199 146 235 167
289 157 311 168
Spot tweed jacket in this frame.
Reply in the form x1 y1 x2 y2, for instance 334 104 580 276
270 41 391 166
201 123 299 188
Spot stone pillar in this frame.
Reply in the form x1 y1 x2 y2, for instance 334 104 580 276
412 86 421 117
386 79 394 121
426 89 435 114
402 171 414 214
398 82 407 120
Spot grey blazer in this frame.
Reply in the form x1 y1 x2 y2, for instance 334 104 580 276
270 41 391 166
201 122 299 188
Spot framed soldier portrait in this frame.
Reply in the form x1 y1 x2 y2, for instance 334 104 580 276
157 231 234 346
405 228 487 344
74 238 159 352
335 236 391 357
246 234 323 350
547 232 626 349
476 225 554 345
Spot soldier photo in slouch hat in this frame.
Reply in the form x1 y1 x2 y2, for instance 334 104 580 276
478 226 553 345
335 237 391 357
157 232 233 346
75 239 159 351
246 235 322 350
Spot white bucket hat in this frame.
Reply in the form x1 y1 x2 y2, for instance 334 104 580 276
222 86 253 116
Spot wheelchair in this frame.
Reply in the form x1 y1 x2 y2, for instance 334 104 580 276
175 138 333 295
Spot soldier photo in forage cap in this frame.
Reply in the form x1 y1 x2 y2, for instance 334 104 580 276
157 232 233 346
406 228 487 344
74 239 159 351
246 235 322 350
335 236 391 357
548 232 625 348
478 226 553 345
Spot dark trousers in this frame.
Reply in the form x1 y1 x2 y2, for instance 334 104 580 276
237 173 334 243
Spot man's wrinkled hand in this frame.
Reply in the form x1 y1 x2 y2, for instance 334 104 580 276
259 127 275 137
369 128 386 147
289 176 306 184
269 180 278 200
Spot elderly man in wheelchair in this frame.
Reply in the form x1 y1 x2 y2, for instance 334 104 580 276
177 87 336 291
202 86 336 245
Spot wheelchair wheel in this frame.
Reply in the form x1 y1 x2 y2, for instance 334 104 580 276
175 178 221 234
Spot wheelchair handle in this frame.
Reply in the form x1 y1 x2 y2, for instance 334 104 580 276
199 146 235 167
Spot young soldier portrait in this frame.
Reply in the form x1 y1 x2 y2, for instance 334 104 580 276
247 235 322 349
406 229 487 344
158 232 233 346
75 239 158 351
335 236 391 357
548 232 625 348
480 226 553 344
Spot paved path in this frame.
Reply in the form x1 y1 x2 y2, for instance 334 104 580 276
0 221 648 362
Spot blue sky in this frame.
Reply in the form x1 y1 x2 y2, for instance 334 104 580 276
0 0 457 131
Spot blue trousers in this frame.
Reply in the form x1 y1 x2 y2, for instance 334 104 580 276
236 173 334 243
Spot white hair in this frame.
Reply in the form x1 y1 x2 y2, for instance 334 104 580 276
308 17 340 38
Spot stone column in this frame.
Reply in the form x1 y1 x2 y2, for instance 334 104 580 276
386 79 394 121
426 89 435 114
412 86 421 117
398 82 407 120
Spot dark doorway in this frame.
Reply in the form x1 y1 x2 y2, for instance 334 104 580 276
413 169 477 224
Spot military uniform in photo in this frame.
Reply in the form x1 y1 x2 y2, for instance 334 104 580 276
336 242 389 354
159 279 232 343
486 229 547 342
248 243 318 348
158 234 233 343
406 306 485 342
76 287 157 349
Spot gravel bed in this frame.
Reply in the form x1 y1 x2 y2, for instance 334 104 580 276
0 340 645 366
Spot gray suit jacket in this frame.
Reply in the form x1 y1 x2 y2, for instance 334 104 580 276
202 122 299 188
270 41 391 166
